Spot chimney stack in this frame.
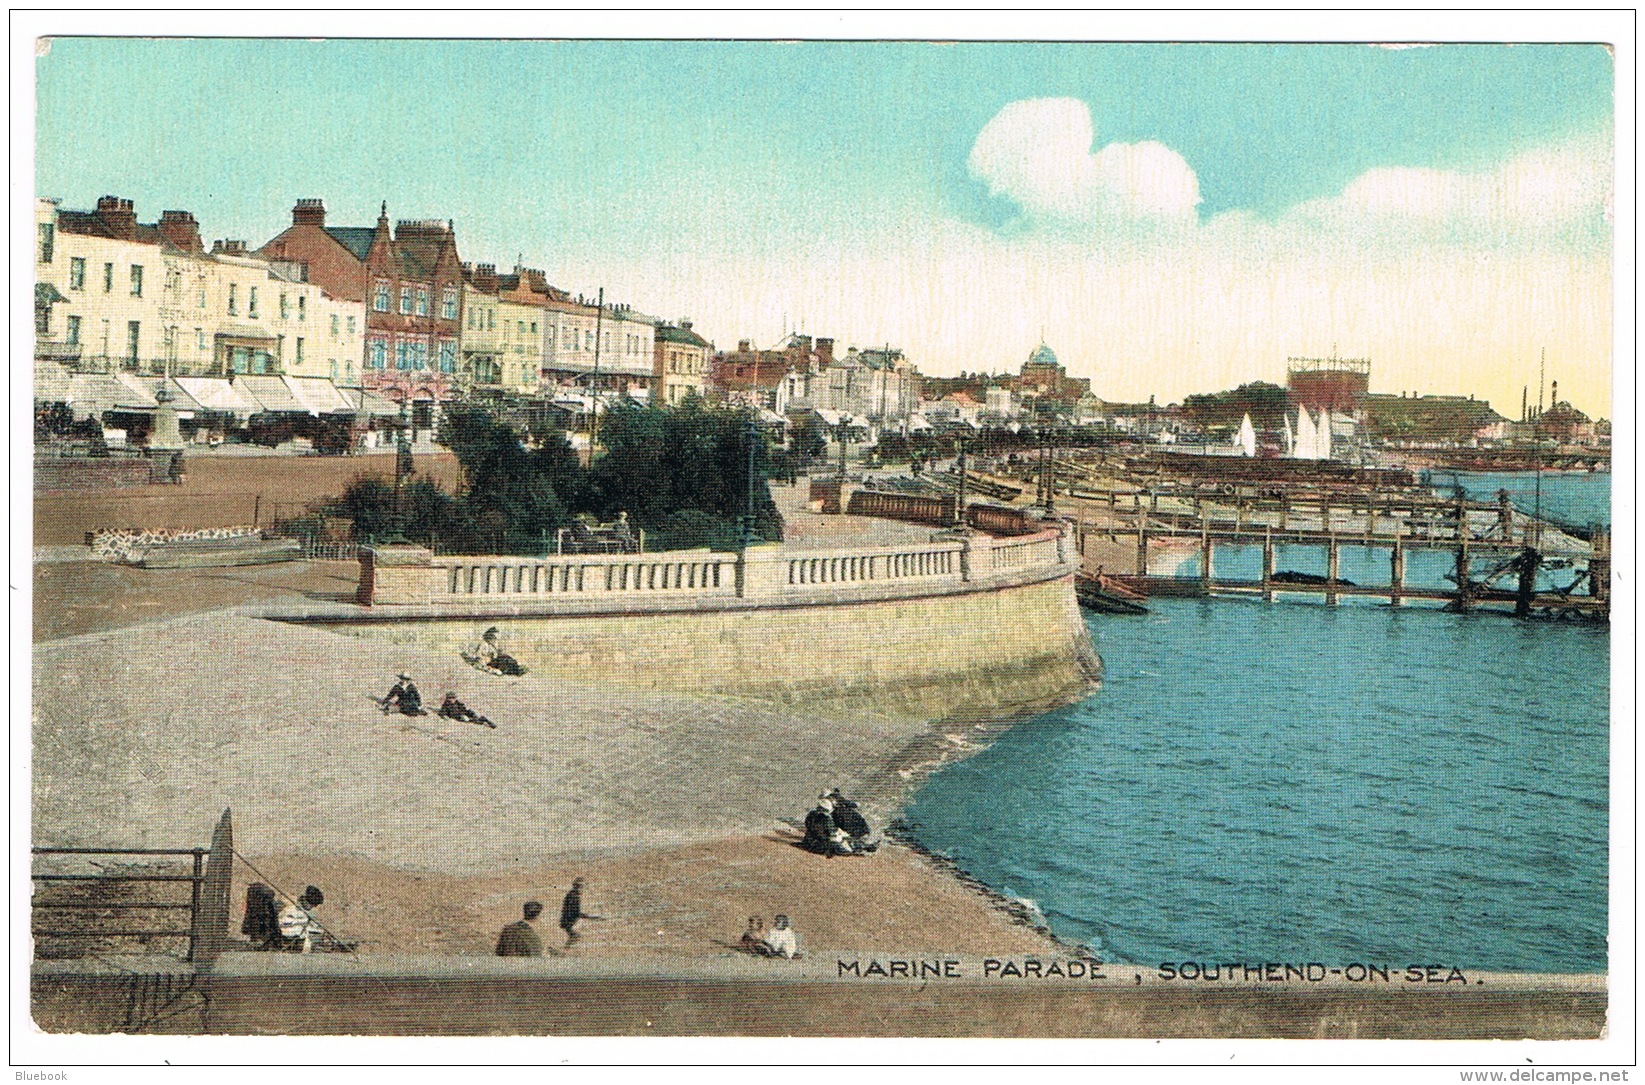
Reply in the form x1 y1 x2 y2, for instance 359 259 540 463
95 196 138 241
157 210 203 253
475 263 498 293
292 198 326 227
211 239 249 256
738 339 752 353
816 337 835 367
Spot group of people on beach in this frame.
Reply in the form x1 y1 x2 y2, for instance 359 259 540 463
736 914 801 959
241 883 333 953
494 877 601 957
376 626 531 728
801 787 877 857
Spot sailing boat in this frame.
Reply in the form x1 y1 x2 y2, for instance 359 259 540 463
1236 413 1257 458
1295 407 1317 460
1316 408 1333 460
1283 413 1295 456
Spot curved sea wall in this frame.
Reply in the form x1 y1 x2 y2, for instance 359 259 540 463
281 527 1101 724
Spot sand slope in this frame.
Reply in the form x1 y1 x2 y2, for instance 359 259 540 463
33 612 955 874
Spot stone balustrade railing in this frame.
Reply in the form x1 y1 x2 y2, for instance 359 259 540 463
359 525 1075 609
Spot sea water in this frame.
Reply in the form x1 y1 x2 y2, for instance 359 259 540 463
905 474 1612 973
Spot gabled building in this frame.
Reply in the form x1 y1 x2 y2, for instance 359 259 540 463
259 199 464 422
652 319 712 406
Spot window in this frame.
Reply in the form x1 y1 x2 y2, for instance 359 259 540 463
295 337 304 365
548 327 555 348
415 288 428 317
441 288 457 320
330 360 338 380
411 341 427 370
399 287 412 315
439 340 456 373
396 341 410 370
530 321 537 334
103 263 114 292
280 293 289 319
369 338 387 369
37 222 54 263
130 265 143 297
467 308 476 330
517 321 526 335
127 321 141 364
297 295 306 321
248 286 258 318
227 284 238 315
374 281 390 312
66 315 81 345
199 287 208 309
331 313 339 336
69 257 85 290
197 328 207 352
585 330 594 351
36 302 50 336
347 316 356 335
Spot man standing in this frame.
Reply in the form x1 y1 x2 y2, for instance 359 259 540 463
495 901 545 957
559 877 593 946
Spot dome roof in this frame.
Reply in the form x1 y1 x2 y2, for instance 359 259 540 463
1027 343 1059 368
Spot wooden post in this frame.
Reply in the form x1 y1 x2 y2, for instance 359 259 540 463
1390 531 1405 608
1280 495 1290 533
1454 537 1472 612
1136 527 1149 577
1326 534 1340 605
1262 527 1275 602
1200 512 1213 588
195 808 233 968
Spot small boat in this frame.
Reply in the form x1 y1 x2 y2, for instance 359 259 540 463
1076 575 1150 615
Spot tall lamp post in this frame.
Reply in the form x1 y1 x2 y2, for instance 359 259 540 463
393 394 413 541
740 411 761 550
954 432 968 527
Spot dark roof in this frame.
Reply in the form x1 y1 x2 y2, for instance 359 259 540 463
57 211 166 247
323 227 377 261
656 323 711 350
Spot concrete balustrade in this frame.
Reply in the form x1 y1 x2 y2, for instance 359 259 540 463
360 526 1074 611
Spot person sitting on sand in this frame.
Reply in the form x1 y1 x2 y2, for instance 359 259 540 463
496 901 545 957
379 674 425 716
802 797 856 857
241 883 282 950
738 915 769 955
762 914 801 960
464 627 528 677
278 885 325 954
826 788 877 852
438 691 496 729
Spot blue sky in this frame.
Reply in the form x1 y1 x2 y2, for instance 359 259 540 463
35 38 1616 413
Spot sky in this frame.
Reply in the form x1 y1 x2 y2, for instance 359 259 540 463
34 35 1618 417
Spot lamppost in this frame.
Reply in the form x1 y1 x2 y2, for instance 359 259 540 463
393 394 412 539
740 411 761 550
954 432 968 527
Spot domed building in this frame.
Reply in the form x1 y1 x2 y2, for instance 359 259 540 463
1015 342 1090 400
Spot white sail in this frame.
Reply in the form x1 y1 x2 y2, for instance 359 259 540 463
1316 409 1333 460
1295 407 1317 459
1283 412 1294 455
1237 413 1257 457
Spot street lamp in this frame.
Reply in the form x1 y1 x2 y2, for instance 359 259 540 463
393 395 412 540
954 432 968 527
740 411 761 550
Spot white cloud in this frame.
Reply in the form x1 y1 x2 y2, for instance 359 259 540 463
967 97 1201 226
1278 133 1612 251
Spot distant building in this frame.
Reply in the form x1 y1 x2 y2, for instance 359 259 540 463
1005 343 1089 412
1287 352 1371 415
460 263 558 395
38 196 362 384
652 319 712 406
1360 393 1509 447
259 199 465 422
541 295 657 399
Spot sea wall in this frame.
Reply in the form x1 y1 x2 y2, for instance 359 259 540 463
305 573 1098 725
286 527 1100 724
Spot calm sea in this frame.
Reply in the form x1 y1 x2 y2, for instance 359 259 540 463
905 475 1611 974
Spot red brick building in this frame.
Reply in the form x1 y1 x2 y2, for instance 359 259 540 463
258 199 464 421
